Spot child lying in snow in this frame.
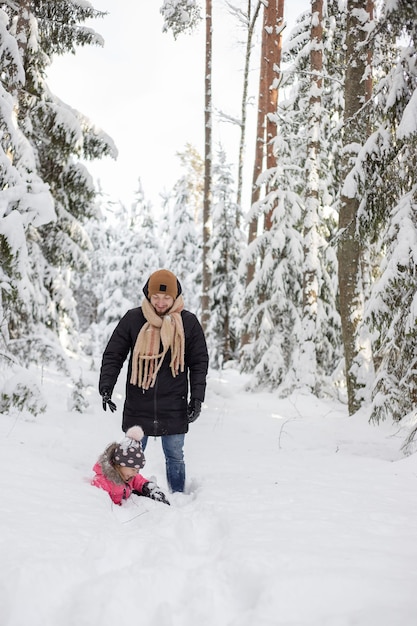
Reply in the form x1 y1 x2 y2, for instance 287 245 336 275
91 426 170 506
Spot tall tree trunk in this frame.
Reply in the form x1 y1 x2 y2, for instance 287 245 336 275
245 0 283 287
264 0 284 231
201 0 212 332
299 0 323 390
242 0 284 347
236 0 262 221
245 1 269 286
337 0 371 414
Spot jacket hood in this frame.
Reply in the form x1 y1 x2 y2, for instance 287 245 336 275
96 442 126 485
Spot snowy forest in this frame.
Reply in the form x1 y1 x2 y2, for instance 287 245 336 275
1 0 417 447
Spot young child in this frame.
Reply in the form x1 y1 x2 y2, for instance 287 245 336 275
91 425 170 505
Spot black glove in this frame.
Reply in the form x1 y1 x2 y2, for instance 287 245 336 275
187 398 202 423
101 389 117 413
141 482 170 506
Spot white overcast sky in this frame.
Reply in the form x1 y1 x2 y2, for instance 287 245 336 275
47 0 309 211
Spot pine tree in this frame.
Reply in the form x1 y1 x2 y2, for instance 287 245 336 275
91 185 164 338
208 148 245 367
239 160 304 390
122 180 164 307
1 2 116 412
240 4 343 393
0 5 57 412
72 193 115 338
0 5 55 337
295 0 343 393
1 1 115 352
362 1 417 424
164 146 203 315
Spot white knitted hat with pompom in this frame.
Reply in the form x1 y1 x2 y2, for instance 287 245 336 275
113 426 145 469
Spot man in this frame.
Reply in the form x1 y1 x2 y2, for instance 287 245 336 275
99 269 209 493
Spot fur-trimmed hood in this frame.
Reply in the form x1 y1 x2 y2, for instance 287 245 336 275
95 442 126 485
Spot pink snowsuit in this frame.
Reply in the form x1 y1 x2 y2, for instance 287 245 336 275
91 442 149 505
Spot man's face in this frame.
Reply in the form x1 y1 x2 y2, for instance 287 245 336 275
150 292 174 316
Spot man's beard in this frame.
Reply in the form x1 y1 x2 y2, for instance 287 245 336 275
155 307 171 318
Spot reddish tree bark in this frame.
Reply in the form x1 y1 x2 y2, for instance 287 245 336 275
264 0 284 231
246 0 285 277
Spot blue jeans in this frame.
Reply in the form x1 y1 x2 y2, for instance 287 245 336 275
141 434 185 493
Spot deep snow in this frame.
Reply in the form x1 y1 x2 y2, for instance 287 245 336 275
1 360 417 626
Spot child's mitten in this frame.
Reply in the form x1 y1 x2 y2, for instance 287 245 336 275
141 482 170 505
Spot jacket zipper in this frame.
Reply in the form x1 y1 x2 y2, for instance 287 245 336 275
153 377 159 436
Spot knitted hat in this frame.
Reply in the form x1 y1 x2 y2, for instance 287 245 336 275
145 269 181 301
112 426 145 469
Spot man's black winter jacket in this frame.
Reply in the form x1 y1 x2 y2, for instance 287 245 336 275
99 307 209 436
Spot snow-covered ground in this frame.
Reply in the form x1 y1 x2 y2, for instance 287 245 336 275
1 360 417 626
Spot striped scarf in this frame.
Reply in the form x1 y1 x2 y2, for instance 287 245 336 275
130 296 185 390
